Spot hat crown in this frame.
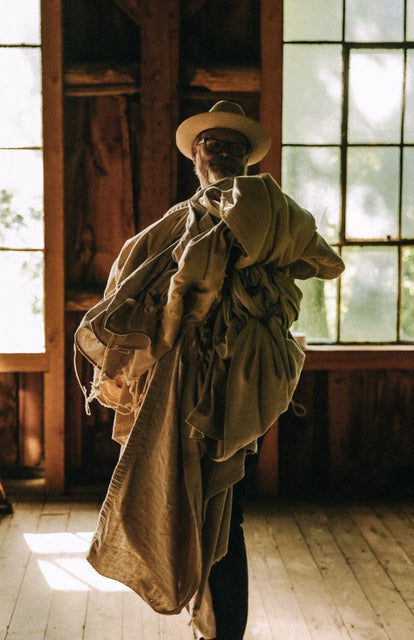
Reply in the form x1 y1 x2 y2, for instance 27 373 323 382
176 100 271 165
209 101 246 117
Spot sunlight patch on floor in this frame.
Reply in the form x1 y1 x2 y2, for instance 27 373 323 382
23 531 130 592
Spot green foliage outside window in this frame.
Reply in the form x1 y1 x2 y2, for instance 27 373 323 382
283 0 414 344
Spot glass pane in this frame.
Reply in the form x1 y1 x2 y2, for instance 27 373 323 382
0 48 42 147
346 147 399 240
408 1 414 40
282 146 341 242
348 49 403 144
0 0 41 44
283 44 342 144
401 247 414 341
293 278 338 343
284 0 343 41
404 51 414 143
0 150 44 249
340 246 398 342
402 148 414 238
345 0 404 42
0 250 45 352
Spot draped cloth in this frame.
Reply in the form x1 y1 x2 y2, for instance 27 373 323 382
74 173 344 637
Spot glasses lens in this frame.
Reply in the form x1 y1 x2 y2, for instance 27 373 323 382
201 138 249 157
204 139 224 154
229 142 249 157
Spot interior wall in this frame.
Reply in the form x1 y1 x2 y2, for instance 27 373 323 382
1 0 413 498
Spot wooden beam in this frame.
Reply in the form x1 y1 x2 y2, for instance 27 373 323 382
65 293 102 312
41 0 65 494
64 62 140 96
260 0 283 182
65 84 140 97
139 0 180 228
255 0 284 498
188 66 261 93
64 63 260 97
113 0 142 25
0 353 49 373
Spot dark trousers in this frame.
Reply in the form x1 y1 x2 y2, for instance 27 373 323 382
208 447 261 640
208 477 248 640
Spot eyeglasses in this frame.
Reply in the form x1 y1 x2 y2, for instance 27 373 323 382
196 137 250 158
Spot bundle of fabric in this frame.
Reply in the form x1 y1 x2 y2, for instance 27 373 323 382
74 173 344 632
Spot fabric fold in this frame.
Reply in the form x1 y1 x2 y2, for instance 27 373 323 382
74 173 345 632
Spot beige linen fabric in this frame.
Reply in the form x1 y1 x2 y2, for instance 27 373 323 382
74 173 344 635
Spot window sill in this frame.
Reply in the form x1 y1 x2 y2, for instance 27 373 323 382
0 353 49 373
303 345 414 370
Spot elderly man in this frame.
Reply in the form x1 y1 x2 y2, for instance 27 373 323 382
75 101 344 640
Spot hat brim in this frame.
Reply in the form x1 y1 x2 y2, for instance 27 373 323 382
176 111 271 166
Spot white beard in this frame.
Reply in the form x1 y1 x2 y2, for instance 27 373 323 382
195 156 244 188
207 165 234 183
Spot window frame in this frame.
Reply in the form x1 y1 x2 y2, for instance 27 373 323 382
260 0 414 367
0 29 46 362
0 0 65 493
281 2 414 347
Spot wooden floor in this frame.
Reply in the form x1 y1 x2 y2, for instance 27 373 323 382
1 488 414 639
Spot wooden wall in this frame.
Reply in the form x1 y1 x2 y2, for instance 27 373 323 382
1 0 413 498
278 369 414 499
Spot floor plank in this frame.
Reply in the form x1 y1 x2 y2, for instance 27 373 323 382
44 501 90 640
0 500 45 640
292 505 389 640
350 505 414 611
264 505 352 640
329 505 414 640
372 503 414 564
1 496 414 640
5 505 69 639
244 508 312 640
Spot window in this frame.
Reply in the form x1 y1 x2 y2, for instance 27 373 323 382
282 0 414 344
0 0 44 353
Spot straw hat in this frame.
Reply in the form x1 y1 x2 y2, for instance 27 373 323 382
176 100 271 166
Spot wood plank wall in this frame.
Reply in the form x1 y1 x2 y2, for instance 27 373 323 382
0 0 413 497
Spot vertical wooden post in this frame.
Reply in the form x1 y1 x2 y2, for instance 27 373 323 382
139 0 180 229
260 0 283 184
257 0 284 497
256 423 279 497
18 373 43 468
41 0 65 493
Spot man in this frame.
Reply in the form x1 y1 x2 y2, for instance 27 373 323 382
75 101 344 640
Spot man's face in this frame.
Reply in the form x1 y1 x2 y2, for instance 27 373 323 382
192 127 250 188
